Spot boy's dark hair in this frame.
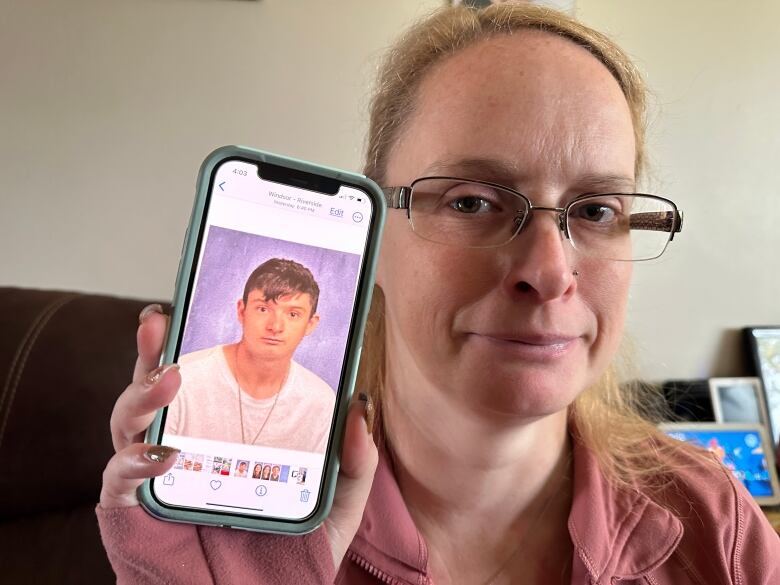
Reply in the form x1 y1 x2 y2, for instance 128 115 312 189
242 258 320 315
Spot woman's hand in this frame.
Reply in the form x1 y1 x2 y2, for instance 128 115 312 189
100 304 181 508
99 304 379 569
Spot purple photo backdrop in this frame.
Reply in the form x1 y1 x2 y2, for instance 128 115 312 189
180 226 362 391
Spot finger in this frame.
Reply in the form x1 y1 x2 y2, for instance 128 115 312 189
100 443 180 509
111 364 181 452
325 395 379 569
132 304 169 384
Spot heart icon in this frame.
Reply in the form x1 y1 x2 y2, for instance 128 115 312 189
210 480 222 490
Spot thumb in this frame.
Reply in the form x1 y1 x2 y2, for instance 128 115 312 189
325 394 378 569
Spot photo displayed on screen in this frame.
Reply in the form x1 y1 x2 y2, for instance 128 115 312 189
665 428 775 498
154 159 373 521
755 332 780 445
716 383 763 424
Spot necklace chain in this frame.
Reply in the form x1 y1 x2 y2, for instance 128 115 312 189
235 348 285 445
482 452 572 585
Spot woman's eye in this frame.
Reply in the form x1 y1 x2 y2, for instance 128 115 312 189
576 203 617 222
449 196 493 214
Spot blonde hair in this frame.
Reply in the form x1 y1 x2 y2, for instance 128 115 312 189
364 4 648 183
357 4 704 495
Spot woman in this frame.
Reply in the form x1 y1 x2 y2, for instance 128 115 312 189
98 5 779 584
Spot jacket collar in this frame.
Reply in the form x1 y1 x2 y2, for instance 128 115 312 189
351 433 683 584
350 439 430 583
567 438 683 581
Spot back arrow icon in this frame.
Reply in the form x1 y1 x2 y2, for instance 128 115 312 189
219 182 226 191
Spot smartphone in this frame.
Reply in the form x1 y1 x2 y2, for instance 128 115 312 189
138 146 385 534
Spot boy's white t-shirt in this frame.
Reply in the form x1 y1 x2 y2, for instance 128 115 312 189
166 345 336 454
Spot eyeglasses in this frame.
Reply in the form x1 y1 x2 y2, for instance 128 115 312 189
382 177 683 261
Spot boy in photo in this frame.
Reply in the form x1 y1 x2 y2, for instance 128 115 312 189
270 465 281 482
235 460 249 478
166 258 336 454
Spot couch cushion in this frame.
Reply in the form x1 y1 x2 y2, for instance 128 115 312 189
0 287 167 519
0 504 115 583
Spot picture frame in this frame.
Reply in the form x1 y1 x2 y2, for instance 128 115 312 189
709 377 769 428
744 327 780 447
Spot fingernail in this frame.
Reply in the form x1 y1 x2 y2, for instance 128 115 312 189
357 392 375 434
139 303 164 324
144 445 180 463
144 363 179 387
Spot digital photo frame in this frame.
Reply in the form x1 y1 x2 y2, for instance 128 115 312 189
744 327 780 447
660 422 780 507
709 377 769 427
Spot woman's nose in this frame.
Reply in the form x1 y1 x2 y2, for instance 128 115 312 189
503 211 576 302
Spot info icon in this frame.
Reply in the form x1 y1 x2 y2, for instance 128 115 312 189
255 485 268 497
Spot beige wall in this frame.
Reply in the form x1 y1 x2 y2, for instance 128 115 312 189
577 1 780 380
2 0 777 380
0 0 440 295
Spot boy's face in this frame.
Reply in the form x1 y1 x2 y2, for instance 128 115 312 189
237 288 319 360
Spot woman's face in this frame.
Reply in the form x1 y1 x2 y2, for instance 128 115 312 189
377 31 635 419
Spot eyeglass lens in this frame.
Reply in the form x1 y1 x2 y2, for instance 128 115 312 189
408 179 677 261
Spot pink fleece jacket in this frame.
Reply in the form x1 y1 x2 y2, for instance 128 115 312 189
97 436 780 584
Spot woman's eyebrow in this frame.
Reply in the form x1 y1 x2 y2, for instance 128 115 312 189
573 173 636 193
422 157 522 183
422 159 636 192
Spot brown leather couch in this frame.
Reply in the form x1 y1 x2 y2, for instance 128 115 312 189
0 287 166 584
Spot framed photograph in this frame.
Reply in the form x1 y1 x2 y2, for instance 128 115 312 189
709 377 769 428
744 327 780 447
660 422 780 507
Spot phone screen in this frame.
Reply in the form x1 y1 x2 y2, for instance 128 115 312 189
152 158 374 522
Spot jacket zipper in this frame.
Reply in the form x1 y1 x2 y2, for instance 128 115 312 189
346 549 432 585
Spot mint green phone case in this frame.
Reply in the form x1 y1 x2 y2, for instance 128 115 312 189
138 145 386 534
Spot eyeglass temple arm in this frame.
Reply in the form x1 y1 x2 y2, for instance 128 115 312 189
629 210 684 240
382 187 412 209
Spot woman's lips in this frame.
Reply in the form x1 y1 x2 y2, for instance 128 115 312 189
466 332 580 360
